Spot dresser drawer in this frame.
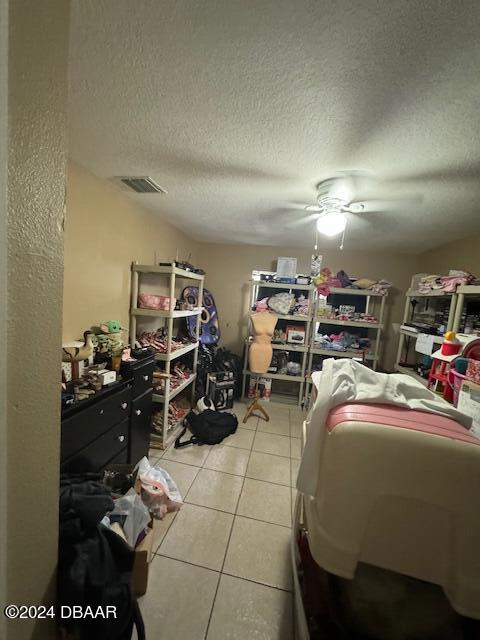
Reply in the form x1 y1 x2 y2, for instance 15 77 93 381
61 386 131 461
61 418 129 473
121 355 154 398
132 360 154 398
129 389 153 465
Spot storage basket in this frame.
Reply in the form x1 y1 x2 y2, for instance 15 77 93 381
138 293 176 311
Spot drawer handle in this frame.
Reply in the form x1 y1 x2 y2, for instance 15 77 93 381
118 435 125 443
135 409 142 416
142 375 149 381
121 402 128 410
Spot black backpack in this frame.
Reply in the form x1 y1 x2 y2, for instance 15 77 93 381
175 409 238 447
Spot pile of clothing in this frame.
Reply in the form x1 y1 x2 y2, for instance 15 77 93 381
58 474 145 639
314 268 392 297
253 292 310 316
315 331 371 352
417 271 474 294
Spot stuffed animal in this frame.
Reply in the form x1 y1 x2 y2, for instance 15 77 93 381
91 320 126 357
100 320 125 334
313 267 333 296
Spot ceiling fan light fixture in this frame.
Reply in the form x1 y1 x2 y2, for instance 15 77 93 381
316 212 347 237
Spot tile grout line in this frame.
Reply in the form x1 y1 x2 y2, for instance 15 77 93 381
161 452 293 487
176 498 293 529
203 417 257 639
155 552 293 594
155 551 221 577
158 436 299 471
155 405 297 638
220 570 293 594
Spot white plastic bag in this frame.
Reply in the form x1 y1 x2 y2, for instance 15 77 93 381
137 457 183 519
110 488 151 548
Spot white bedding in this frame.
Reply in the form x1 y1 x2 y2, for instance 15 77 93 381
297 358 472 497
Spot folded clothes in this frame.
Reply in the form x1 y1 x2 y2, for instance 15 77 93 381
441 271 473 292
418 275 443 294
418 271 474 294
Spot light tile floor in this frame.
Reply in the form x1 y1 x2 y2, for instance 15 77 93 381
138 399 305 640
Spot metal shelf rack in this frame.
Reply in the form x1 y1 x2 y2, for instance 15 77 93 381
241 280 315 405
130 262 204 449
394 289 457 386
304 287 387 405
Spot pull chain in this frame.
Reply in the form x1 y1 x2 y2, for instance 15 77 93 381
339 220 347 250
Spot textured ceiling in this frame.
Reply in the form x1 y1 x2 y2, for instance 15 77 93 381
69 1 480 253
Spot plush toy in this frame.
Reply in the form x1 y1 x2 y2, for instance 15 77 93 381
100 320 125 334
91 320 126 358
313 267 333 296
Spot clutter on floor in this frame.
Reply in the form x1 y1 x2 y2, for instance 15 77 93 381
58 472 146 639
174 406 238 448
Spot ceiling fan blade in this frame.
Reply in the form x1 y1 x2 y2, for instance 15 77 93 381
284 213 319 228
389 162 480 184
347 193 422 214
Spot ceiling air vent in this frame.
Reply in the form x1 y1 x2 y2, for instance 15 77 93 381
115 176 167 194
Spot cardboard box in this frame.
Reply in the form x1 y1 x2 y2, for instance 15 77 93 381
132 516 156 596
286 325 305 345
105 463 158 596
98 369 117 386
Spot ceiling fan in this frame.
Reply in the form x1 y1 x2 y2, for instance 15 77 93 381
283 170 422 248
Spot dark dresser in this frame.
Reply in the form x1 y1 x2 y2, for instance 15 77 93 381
61 354 154 473
122 352 155 465
61 381 131 473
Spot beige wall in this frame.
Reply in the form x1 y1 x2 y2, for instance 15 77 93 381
6 1 69 638
63 165 424 372
0 0 7 633
419 234 480 275
197 243 419 371
63 162 198 341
